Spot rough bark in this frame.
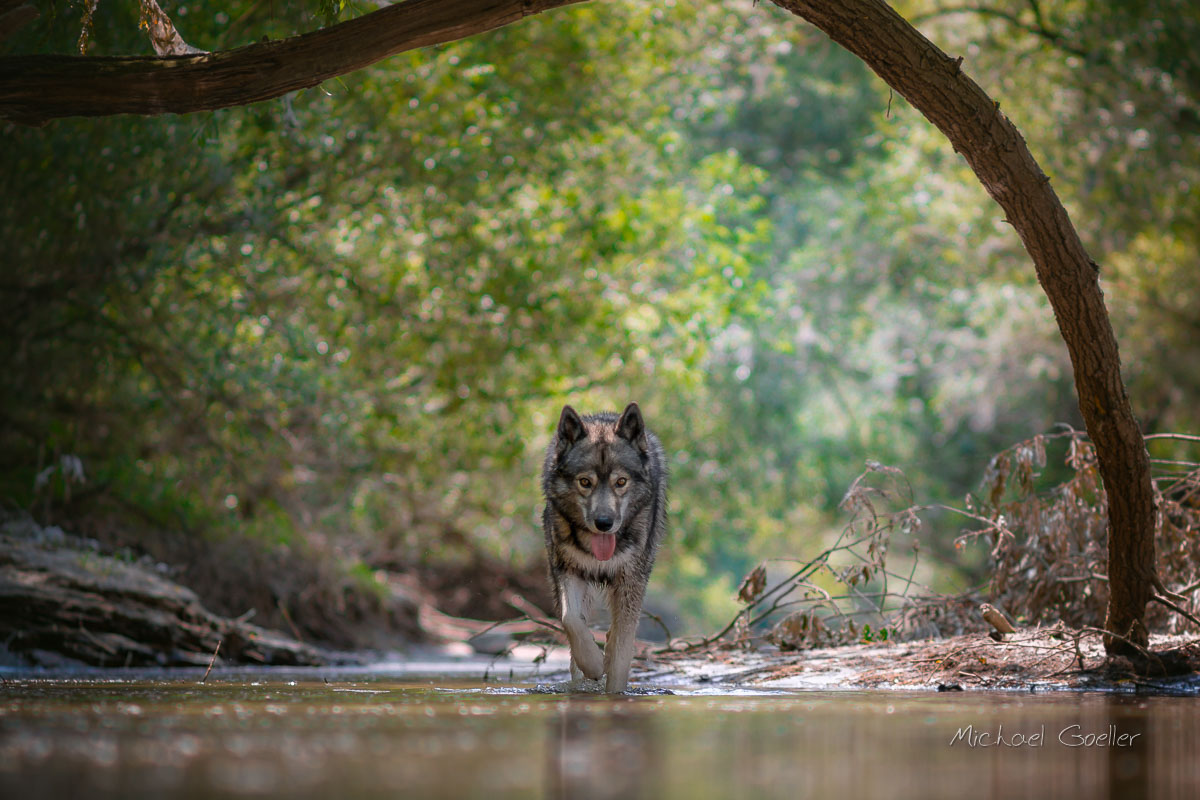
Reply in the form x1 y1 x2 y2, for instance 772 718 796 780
768 0 1156 652
0 0 583 126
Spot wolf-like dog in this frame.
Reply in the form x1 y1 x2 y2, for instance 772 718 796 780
541 402 667 693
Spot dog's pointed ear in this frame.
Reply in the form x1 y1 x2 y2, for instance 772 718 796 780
555 405 586 458
615 402 648 452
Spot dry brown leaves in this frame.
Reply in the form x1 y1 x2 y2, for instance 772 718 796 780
713 428 1200 653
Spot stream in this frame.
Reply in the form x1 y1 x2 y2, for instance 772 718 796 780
1 662 1197 799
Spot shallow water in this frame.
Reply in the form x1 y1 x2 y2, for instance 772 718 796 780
1 670 1197 799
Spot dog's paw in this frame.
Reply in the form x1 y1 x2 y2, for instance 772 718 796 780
604 676 629 694
574 645 605 681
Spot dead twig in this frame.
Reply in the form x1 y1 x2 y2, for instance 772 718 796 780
276 598 305 643
640 608 673 643
1080 626 1167 675
200 639 221 683
505 596 565 636
1149 593 1200 630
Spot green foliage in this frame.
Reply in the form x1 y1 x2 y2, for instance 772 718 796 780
910 0 1200 432
860 624 889 643
3 0 1198 635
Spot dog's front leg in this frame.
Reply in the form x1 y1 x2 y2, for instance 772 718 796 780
560 573 605 681
604 582 644 693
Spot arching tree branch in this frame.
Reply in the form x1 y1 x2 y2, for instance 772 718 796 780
0 0 584 126
768 0 1156 653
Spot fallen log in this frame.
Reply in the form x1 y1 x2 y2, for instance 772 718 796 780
0 523 333 668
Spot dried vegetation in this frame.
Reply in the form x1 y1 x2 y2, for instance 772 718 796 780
696 429 1200 655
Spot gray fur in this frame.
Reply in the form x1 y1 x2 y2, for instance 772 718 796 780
541 402 668 693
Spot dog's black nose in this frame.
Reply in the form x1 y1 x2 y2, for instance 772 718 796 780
594 516 614 532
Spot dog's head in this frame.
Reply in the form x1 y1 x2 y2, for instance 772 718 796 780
546 402 654 561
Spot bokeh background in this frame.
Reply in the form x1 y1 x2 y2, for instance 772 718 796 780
3 0 1198 643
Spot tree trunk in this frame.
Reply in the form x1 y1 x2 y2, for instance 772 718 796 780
767 0 1156 652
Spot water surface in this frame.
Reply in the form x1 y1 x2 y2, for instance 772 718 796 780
1 672 1196 798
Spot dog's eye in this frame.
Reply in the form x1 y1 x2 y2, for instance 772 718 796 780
614 477 627 488
578 477 592 489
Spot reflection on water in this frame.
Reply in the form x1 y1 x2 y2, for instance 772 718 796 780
0 677 1197 798
549 697 661 800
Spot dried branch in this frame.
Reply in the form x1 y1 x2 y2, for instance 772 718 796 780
1146 433 1200 444
139 0 207 56
1149 594 1200 631
640 609 673 643
200 638 222 683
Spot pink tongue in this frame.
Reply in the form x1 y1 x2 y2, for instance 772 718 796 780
591 532 617 561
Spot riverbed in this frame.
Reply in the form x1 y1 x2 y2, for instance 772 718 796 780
3 665 1197 799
